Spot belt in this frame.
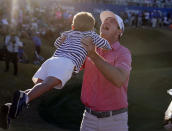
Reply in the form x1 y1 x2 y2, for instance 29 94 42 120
85 107 128 118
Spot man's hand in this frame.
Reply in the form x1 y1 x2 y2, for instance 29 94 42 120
81 37 96 58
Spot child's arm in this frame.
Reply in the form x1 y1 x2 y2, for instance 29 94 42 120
91 32 111 50
54 34 67 48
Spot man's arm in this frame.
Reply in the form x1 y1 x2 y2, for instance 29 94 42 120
81 37 129 88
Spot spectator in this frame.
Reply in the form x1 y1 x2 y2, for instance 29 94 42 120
163 14 170 26
157 10 163 27
137 11 143 27
144 10 150 26
4 30 23 76
151 10 158 28
1 17 8 25
0 25 8 61
18 42 29 64
31 31 43 64
31 31 42 55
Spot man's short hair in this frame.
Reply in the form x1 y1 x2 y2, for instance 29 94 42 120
72 12 95 32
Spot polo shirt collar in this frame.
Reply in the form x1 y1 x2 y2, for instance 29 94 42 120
111 41 120 51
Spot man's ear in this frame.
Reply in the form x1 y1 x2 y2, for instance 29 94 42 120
118 29 123 37
119 29 123 34
71 25 75 30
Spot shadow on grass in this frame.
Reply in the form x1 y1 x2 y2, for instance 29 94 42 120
38 74 84 131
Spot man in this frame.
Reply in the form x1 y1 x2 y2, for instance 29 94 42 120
0 25 7 61
31 31 44 65
31 31 42 56
80 11 132 131
4 30 23 76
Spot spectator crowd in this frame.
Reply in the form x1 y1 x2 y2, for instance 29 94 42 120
0 0 172 76
120 9 172 28
71 0 172 8
0 0 74 76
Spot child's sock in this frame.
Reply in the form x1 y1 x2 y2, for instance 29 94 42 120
25 95 29 104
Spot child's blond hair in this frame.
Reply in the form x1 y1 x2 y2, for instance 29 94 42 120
72 12 95 31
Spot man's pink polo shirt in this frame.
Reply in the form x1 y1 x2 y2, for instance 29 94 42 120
81 42 132 111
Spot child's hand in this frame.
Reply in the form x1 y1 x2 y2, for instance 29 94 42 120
61 35 67 44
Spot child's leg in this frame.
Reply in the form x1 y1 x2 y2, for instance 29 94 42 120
24 78 43 94
9 76 61 118
26 76 61 103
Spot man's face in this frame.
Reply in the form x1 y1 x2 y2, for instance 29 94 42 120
100 17 121 42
